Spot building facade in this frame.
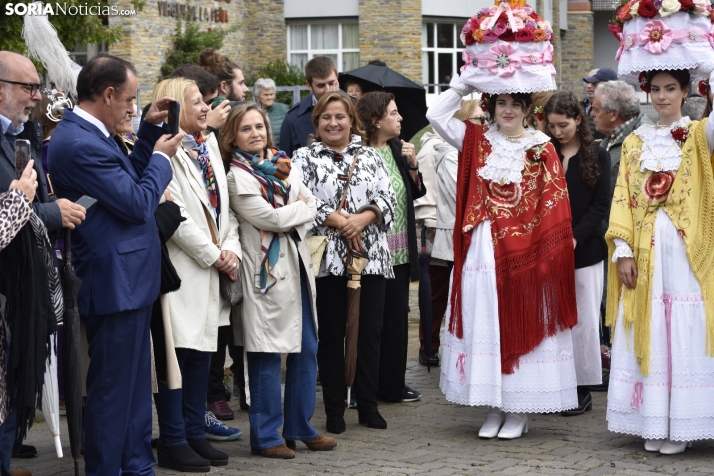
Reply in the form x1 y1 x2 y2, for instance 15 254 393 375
82 0 609 94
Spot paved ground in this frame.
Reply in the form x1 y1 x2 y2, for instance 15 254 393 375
13 285 714 475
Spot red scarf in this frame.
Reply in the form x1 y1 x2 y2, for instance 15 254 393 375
450 123 577 374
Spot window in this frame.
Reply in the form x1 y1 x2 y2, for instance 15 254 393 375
69 43 108 66
422 22 466 94
288 23 360 72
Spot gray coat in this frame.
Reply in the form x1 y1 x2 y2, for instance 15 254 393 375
599 112 654 228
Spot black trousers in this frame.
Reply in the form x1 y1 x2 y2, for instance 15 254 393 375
316 274 386 417
378 264 411 401
207 323 244 403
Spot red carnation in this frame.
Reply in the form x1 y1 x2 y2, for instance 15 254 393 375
699 80 709 97
638 71 651 94
608 22 623 40
498 12 508 23
671 126 689 145
637 0 658 18
515 28 535 42
464 34 476 45
680 0 695 11
500 28 516 41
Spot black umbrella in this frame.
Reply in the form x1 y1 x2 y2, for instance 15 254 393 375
418 227 434 372
339 64 429 141
60 228 82 476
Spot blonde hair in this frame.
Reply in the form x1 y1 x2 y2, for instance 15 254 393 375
453 99 481 122
151 77 197 128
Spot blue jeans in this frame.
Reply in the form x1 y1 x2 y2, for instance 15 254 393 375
0 406 15 476
247 271 319 449
154 348 211 446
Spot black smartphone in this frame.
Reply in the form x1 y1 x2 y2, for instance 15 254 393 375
14 139 31 179
211 96 227 110
75 195 98 211
167 100 180 136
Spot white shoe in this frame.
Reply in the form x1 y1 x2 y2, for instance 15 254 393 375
644 439 664 452
478 407 504 439
497 413 528 439
659 439 692 455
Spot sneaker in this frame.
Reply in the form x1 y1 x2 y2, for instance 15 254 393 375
400 386 421 402
205 411 242 441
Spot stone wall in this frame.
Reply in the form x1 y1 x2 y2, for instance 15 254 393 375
560 10 594 86
108 0 246 87
240 0 287 78
358 0 422 81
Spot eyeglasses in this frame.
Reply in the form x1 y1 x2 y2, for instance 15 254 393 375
0 79 42 96
469 115 486 123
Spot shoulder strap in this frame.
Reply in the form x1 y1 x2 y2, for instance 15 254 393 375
202 206 219 247
338 148 360 211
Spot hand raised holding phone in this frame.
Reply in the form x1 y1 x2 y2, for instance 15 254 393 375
9 160 38 202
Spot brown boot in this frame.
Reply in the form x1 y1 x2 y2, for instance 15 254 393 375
250 443 295 459
10 470 32 476
286 434 337 451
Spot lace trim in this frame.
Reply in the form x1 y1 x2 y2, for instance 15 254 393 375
632 117 689 173
612 238 634 262
478 128 550 185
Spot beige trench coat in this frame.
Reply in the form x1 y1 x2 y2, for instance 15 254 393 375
165 133 242 351
227 163 318 353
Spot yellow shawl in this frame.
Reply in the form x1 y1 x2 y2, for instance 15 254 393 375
606 119 714 375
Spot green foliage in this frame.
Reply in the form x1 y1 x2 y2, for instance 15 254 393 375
0 0 144 55
159 20 236 80
250 59 308 106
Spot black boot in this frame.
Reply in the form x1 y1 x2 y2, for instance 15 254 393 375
358 410 387 429
187 438 229 466
326 415 346 434
156 441 210 473
561 387 593 416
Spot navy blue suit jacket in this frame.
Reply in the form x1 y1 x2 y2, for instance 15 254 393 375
279 93 315 157
48 109 173 316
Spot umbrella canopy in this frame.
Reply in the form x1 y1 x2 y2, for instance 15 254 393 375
344 248 370 406
339 64 429 141
418 228 434 372
42 335 62 457
60 229 82 476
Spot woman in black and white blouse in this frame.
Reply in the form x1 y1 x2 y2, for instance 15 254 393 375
293 91 397 435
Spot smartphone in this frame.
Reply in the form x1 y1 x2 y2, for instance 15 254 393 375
14 139 31 179
75 195 98 211
167 100 180 136
211 96 227 110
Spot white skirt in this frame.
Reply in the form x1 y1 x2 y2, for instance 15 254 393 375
573 261 605 386
439 221 578 413
607 209 714 441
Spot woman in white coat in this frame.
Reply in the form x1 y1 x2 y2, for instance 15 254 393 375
151 78 242 472
220 103 336 459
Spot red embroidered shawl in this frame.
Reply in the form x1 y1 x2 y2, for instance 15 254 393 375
450 122 578 374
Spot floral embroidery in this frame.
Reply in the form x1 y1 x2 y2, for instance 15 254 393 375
488 182 523 208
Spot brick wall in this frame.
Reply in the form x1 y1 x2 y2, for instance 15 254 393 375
358 0 422 82
560 10 594 86
240 0 287 78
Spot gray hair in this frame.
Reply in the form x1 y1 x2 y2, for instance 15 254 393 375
595 80 640 120
253 78 276 100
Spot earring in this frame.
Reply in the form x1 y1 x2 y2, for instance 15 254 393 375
576 127 579 132
376 125 380 128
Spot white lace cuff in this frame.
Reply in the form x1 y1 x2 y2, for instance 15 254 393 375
449 75 476 97
612 238 634 262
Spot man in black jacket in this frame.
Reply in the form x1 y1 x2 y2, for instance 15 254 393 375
279 57 339 157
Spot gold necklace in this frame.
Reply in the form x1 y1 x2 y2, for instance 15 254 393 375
497 128 526 142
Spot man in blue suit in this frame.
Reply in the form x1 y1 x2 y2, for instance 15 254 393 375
279 56 339 157
48 55 183 476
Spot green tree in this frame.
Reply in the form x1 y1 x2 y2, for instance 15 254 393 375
0 0 145 54
159 20 236 80
250 59 307 105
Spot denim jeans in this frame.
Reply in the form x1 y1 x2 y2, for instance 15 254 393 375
247 270 319 449
154 348 212 447
0 406 15 476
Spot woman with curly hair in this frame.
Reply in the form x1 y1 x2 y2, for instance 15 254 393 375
544 91 611 417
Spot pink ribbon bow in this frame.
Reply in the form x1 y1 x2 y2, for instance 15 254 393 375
640 20 674 54
484 0 520 33
631 381 644 411
484 43 521 77
456 352 466 384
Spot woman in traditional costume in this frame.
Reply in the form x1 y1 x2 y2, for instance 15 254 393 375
605 3 714 454
426 0 579 440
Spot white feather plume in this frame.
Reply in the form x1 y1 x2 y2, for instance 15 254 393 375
22 1 82 98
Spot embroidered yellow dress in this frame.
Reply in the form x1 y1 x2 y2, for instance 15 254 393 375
605 117 714 441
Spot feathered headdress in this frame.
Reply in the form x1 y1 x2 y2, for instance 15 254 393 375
22 1 82 99
458 0 557 94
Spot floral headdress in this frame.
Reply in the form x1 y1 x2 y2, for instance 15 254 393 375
480 92 493 110
607 1 714 85
458 0 557 94
699 78 710 95
533 105 544 122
